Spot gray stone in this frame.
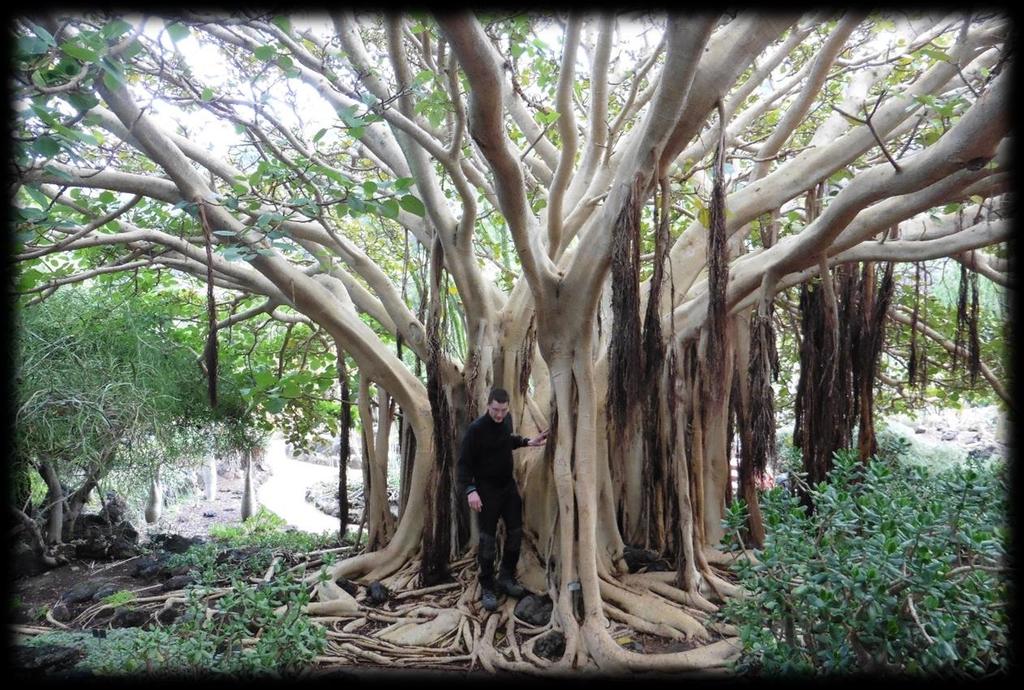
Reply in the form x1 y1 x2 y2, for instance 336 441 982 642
335 576 359 597
99 491 129 524
157 604 183 625
50 601 72 622
13 644 84 673
533 630 565 660
10 540 47 579
915 427 927 434
111 608 150 628
513 594 553 626
161 575 195 591
367 581 391 605
61 580 103 604
92 583 121 601
941 430 958 441
149 533 205 554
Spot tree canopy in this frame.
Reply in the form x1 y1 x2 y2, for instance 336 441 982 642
11 11 1011 673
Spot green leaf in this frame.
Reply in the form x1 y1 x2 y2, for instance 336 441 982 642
26 21 56 47
271 16 292 34
43 164 74 182
276 54 294 70
362 180 377 196
920 47 951 63
254 45 276 61
60 41 100 63
399 194 425 217
101 19 134 41
312 128 328 143
166 22 191 43
121 38 144 60
100 57 125 90
379 198 400 219
264 396 287 414
33 136 62 158
23 185 50 209
17 35 51 56
201 87 214 102
99 191 116 204
66 91 99 112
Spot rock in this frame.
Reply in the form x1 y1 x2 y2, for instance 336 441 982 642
50 602 72 623
202 511 217 518
533 630 565 660
623 545 663 573
99 491 129 524
157 604 183 625
941 430 958 441
915 427 927 434
335 576 359 597
12 644 84 673
10 540 48 579
216 546 260 565
110 608 150 628
161 575 195 592
71 514 141 560
132 555 171 579
513 594 553 626
61 580 104 604
92 583 122 601
149 533 205 554
367 581 391 605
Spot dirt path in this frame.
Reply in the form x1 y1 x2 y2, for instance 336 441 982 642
257 435 344 535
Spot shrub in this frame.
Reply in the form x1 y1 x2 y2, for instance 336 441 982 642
85 573 326 676
101 591 137 608
719 449 1009 676
166 507 337 586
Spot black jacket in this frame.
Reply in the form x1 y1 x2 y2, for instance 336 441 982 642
456 413 529 495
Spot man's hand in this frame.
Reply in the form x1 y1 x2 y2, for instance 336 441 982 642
467 490 483 512
527 429 550 447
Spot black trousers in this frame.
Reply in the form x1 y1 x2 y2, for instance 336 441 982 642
476 481 523 587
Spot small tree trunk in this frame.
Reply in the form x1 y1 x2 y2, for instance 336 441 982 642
38 460 63 545
337 344 351 541
144 471 163 524
241 451 257 521
204 455 218 500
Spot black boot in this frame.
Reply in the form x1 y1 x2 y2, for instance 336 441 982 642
497 527 526 598
478 533 498 611
481 585 498 611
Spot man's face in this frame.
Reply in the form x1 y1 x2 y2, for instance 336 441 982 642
487 400 509 423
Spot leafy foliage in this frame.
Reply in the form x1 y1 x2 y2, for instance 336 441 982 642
13 287 213 507
165 507 337 586
719 449 1009 676
24 571 327 677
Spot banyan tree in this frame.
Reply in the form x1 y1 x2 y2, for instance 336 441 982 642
12 10 1011 673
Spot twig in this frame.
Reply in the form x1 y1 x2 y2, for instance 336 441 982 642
832 94 902 173
906 595 934 644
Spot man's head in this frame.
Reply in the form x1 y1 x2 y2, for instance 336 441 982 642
486 388 510 423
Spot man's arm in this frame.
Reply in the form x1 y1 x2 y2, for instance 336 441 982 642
513 428 550 448
456 426 477 496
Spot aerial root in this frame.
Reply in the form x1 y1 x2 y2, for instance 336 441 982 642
24 549 746 675
599 580 710 641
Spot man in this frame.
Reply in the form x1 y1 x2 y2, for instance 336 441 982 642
457 388 549 612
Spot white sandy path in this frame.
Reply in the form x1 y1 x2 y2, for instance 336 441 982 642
258 435 347 535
